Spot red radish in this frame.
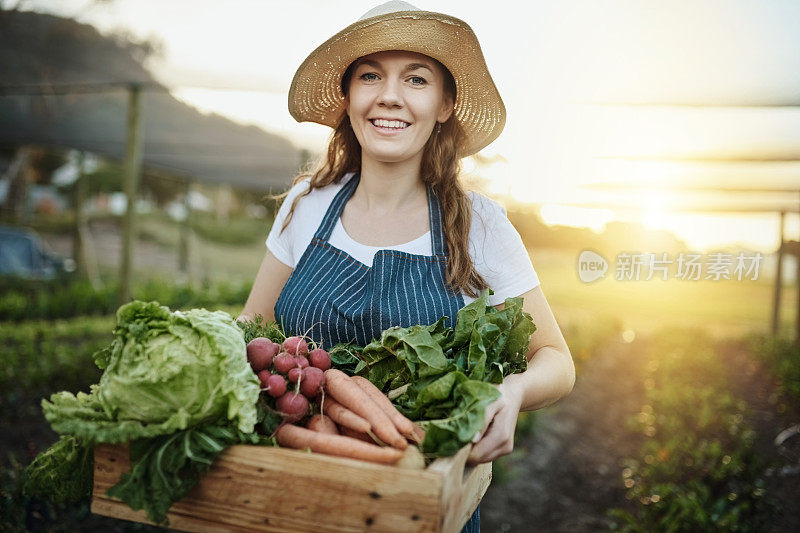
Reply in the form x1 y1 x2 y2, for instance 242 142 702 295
266 374 287 398
308 348 331 371
273 352 295 375
288 367 302 384
247 337 277 373
294 356 309 369
283 336 308 357
257 369 271 388
300 367 325 398
276 392 309 422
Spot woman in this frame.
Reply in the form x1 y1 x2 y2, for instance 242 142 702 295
239 2 575 530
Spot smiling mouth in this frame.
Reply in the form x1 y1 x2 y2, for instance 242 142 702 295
369 119 411 131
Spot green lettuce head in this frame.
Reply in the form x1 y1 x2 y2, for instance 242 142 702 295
43 301 260 442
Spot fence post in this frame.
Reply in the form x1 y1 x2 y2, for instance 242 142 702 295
119 84 143 306
772 211 785 335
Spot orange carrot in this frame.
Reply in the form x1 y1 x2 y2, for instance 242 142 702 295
338 425 374 444
275 424 403 465
321 396 371 434
351 375 416 438
412 423 426 443
306 414 339 435
324 369 407 449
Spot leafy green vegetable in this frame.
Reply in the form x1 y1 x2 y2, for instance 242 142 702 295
107 423 272 525
349 289 537 456
236 313 285 344
42 301 261 442
28 301 268 524
23 436 93 503
417 381 502 457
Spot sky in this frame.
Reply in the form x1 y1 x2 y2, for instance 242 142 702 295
18 0 800 252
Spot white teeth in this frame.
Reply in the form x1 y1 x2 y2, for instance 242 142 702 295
372 119 410 129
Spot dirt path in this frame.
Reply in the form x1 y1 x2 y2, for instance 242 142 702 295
481 338 644 532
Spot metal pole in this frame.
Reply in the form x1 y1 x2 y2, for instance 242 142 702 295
796 191 800 344
72 151 87 279
179 179 191 274
772 211 785 335
119 84 143 306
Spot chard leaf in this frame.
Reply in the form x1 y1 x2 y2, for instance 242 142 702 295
500 297 536 374
449 289 490 349
366 357 407 391
381 325 449 378
106 424 268 525
416 371 467 407
419 380 501 456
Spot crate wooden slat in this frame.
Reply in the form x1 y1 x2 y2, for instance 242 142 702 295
91 441 491 533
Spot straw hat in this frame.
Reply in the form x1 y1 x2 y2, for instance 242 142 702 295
288 1 506 158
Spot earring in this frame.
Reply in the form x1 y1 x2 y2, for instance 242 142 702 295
435 122 442 134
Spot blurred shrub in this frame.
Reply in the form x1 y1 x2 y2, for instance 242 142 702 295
562 313 623 374
190 214 270 246
746 333 800 401
0 317 112 402
0 276 252 321
607 328 780 532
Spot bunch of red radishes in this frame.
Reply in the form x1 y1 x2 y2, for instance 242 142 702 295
246 335 331 423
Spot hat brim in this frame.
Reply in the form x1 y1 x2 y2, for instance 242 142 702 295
288 10 506 158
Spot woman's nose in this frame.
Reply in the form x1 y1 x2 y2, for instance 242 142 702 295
376 77 403 108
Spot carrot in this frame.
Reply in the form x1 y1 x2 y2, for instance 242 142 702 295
412 422 426 443
275 424 403 465
324 369 408 449
321 396 371 434
351 375 416 438
306 414 339 435
338 425 374 444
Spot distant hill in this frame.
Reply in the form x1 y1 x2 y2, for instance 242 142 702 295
0 9 300 191
506 206 690 254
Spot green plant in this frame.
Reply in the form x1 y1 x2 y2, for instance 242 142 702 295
746 332 800 401
606 329 780 532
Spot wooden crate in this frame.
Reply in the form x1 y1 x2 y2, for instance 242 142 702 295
91 441 491 533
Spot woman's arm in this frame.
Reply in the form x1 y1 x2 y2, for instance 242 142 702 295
237 250 294 324
467 284 575 464
501 285 575 411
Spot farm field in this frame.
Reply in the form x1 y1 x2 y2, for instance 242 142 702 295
2 224 798 532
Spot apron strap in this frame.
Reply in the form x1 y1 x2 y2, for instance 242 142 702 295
314 172 361 241
314 171 449 259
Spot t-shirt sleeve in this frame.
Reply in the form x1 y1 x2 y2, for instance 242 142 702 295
265 178 311 268
470 193 540 307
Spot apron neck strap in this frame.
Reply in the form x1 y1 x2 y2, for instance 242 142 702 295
313 171 449 258
314 172 361 241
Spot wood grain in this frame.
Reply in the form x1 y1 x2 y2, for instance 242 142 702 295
92 442 489 532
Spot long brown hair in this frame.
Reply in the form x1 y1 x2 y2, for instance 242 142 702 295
273 57 488 298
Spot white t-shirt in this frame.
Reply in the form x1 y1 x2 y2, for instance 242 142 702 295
265 172 540 306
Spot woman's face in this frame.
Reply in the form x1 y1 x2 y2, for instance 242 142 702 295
345 50 454 165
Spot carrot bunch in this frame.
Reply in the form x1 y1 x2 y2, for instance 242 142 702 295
275 369 426 466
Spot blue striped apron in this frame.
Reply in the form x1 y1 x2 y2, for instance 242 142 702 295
274 172 465 347
273 171 480 532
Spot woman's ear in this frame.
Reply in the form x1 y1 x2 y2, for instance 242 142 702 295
437 94 455 123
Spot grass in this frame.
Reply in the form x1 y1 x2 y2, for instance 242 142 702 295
532 248 796 339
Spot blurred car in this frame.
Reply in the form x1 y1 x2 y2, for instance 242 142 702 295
0 225 75 279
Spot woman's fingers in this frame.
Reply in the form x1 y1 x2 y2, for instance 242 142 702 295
472 398 504 443
468 404 515 464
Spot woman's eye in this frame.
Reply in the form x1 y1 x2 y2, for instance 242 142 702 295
410 76 427 86
360 72 379 81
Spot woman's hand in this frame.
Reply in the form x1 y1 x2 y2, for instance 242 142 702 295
466 376 524 465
